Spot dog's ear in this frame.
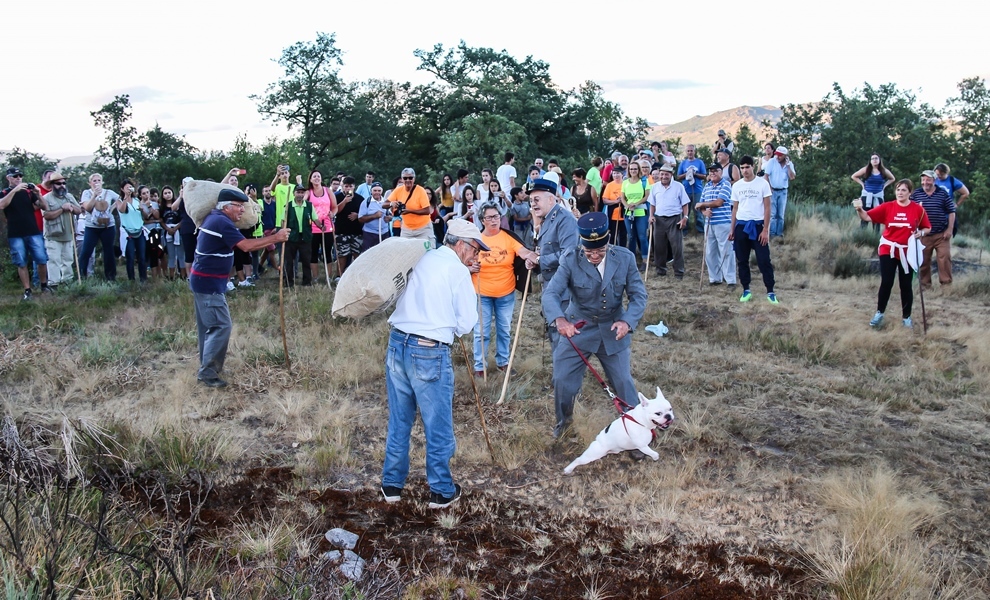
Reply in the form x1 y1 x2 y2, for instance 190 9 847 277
638 391 650 406
654 386 666 403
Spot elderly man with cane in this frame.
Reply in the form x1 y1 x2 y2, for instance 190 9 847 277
542 212 647 440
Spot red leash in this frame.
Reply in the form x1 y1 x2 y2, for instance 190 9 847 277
565 320 651 438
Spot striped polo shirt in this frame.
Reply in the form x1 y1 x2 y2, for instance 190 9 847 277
701 179 733 225
189 209 244 294
909 187 954 234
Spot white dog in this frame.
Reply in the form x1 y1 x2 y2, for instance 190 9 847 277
563 387 674 474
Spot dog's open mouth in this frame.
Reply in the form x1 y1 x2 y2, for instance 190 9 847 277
654 415 674 430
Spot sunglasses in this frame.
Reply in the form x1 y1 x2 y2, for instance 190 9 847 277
402 176 414 181
53 181 67 186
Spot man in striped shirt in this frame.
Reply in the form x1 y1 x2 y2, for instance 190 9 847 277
909 170 955 289
696 164 735 286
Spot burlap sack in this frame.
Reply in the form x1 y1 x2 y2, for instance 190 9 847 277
331 238 433 319
184 180 241 227
234 198 260 230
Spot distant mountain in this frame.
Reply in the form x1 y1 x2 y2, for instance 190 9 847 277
647 106 782 149
57 155 95 167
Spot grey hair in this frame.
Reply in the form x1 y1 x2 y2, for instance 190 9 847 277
443 233 463 247
217 201 233 210
401 167 416 178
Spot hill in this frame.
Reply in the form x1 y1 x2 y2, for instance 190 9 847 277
648 105 782 148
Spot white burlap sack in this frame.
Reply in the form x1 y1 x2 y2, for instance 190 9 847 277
234 199 260 230
184 180 241 227
331 238 433 319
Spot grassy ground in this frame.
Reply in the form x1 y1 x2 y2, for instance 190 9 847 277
1 204 989 599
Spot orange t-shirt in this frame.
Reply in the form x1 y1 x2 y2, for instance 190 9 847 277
472 230 523 297
603 181 624 221
389 185 431 230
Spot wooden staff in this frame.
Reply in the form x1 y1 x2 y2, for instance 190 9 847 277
477 281 486 381
497 269 532 405
643 217 654 284
320 221 332 288
700 217 711 291
915 235 928 335
72 219 82 282
277 207 291 370
458 336 495 462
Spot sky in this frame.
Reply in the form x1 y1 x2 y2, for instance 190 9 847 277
3 0 986 162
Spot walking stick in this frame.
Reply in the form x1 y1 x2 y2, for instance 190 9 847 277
915 236 928 335
277 211 291 370
644 218 654 284
477 284 486 381
700 216 711 291
458 336 495 462
497 269 532 405
320 223 331 288
72 222 82 282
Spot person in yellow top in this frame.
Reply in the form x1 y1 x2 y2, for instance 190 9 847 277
387 167 434 247
620 161 650 268
469 203 538 376
602 168 626 248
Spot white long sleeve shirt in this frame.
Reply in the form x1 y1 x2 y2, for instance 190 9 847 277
389 245 478 344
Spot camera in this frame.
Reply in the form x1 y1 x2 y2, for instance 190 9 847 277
393 201 406 214
26 183 36 190
757 170 765 177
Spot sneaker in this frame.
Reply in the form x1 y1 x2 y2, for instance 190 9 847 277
727 283 737 290
903 317 913 328
496 365 517 376
739 290 752 303
428 484 462 509
237 279 255 288
41 284 55 294
709 281 722 286
21 289 32 301
870 311 884 328
198 377 228 388
767 292 779 304
381 485 402 503
226 281 235 292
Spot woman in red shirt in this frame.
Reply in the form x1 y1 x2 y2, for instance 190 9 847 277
854 178 931 329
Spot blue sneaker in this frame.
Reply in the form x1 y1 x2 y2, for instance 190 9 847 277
870 311 884 328
903 317 912 328
767 292 779 304
739 290 753 303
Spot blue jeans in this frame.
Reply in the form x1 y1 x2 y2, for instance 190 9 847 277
192 291 231 380
80 227 117 280
688 192 705 233
124 234 147 281
770 189 788 237
625 212 649 261
473 292 515 371
7 234 48 267
382 329 457 497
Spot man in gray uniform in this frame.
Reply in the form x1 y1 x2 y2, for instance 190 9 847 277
525 178 578 346
542 212 648 439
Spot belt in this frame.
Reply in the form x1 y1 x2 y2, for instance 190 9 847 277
393 328 449 348
771 187 787 192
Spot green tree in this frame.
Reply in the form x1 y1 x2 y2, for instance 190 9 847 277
946 77 990 234
91 94 142 185
0 148 55 184
435 114 528 177
734 123 760 160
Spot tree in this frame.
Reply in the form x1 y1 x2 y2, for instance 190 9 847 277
734 123 761 160
91 94 142 185
946 77 990 233
435 114 528 177
0 148 55 184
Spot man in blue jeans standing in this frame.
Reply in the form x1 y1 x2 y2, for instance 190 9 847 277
0 167 52 300
381 219 485 509
763 146 796 237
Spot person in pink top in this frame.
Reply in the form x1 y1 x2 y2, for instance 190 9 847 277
854 178 931 329
305 170 336 283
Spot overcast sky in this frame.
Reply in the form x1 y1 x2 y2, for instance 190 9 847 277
4 0 985 161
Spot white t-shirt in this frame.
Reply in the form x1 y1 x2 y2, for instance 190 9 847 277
731 177 772 222
496 164 517 195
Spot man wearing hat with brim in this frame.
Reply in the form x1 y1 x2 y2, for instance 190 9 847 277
909 169 955 289
763 146 796 237
189 188 290 388
542 212 647 439
524 178 578 346
381 218 487 509
1 167 52 300
40 172 82 288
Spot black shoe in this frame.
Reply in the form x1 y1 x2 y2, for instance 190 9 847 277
381 485 402 503
428 484 462 509
674 274 684 280
552 419 573 440
709 281 722 286
41 284 55 294
198 377 228 388
21 289 32 301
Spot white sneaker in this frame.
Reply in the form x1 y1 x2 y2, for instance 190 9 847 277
238 279 255 288
226 281 235 292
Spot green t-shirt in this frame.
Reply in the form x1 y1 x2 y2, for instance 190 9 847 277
622 178 648 216
587 167 603 194
274 183 293 227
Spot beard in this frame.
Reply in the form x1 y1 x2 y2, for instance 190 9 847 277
55 187 67 198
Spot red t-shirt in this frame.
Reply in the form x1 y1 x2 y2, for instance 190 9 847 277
867 201 931 258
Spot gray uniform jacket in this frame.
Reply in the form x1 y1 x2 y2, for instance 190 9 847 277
536 203 578 285
542 244 647 356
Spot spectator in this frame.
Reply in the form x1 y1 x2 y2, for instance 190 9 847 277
571 168 599 215
2 168 51 299
677 144 708 233
334 176 365 275
716 148 740 184
523 165 541 193
485 178 511 230
358 182 390 251
933 163 969 236
533 158 546 178
470 203 538 376
854 178 931 329
161 186 185 279
451 168 471 206
910 170 955 289
696 164 735 286
259 185 278 274
587 157 604 195
477 169 494 204
496 152 517 195
305 170 336 283
714 129 734 158
759 143 775 173
620 161 650 271
851 154 895 232
284 184 315 287
646 164 690 279
79 173 119 281
116 180 147 283
763 146 796 237
602 167 626 248
508 186 533 247
436 174 454 216
234 185 260 288
389 168 435 246
729 156 778 304
139 185 164 279
40 172 82 288
173 177 198 272
658 140 677 167
356 171 375 200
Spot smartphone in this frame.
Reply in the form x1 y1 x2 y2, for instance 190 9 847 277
237 169 247 176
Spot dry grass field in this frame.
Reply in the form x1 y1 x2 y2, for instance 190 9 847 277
2 203 989 599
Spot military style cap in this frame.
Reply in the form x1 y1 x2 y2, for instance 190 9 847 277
578 212 610 249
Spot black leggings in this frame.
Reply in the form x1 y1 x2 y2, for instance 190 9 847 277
877 254 914 318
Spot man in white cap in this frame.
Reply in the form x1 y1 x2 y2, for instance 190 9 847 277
525 178 578 346
763 146 796 237
381 218 486 509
